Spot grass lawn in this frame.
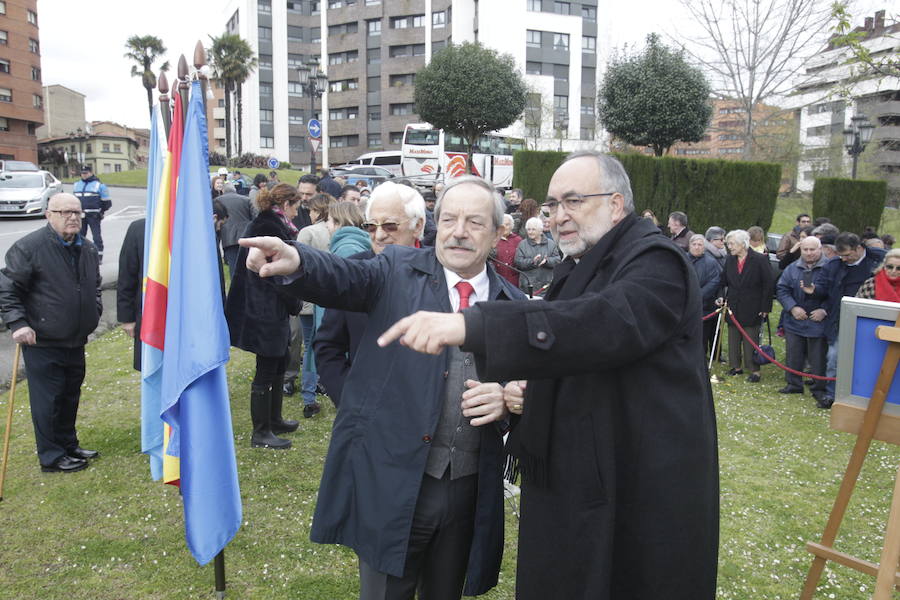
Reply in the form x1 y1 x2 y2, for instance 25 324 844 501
64 166 309 188
0 306 898 599
769 195 900 241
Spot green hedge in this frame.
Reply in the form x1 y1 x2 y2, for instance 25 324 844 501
812 178 886 234
512 150 781 234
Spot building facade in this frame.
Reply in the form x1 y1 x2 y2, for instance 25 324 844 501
34 84 85 139
38 130 141 179
787 10 900 202
0 0 43 164
221 0 603 168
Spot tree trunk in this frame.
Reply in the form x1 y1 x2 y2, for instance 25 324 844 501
236 86 243 156
145 84 153 120
466 133 476 175
224 83 233 160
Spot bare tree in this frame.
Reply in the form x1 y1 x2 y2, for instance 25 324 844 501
675 0 832 159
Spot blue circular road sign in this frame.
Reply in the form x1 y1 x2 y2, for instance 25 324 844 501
267 157 279 169
307 119 322 138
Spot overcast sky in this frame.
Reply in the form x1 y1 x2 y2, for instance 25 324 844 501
37 0 888 131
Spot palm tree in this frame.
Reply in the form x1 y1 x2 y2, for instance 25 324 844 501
208 34 258 158
124 35 169 120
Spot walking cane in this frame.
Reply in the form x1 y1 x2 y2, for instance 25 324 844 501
0 343 22 501
708 305 725 373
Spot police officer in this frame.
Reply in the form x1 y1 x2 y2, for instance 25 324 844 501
72 165 111 260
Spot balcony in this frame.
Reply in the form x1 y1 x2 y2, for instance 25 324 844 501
871 100 900 119
872 149 900 167
873 125 900 142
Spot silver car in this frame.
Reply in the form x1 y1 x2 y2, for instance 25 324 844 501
0 171 64 217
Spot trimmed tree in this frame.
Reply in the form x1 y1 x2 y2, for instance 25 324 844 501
208 34 258 159
598 34 712 156
414 42 527 173
124 35 169 120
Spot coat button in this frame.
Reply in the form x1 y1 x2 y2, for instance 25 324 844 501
536 331 548 342
422 435 432 444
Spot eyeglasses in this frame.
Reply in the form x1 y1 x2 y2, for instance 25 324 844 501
363 219 410 234
48 210 84 219
885 264 900 272
544 192 615 212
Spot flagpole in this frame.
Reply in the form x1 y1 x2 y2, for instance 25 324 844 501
178 55 190 123
194 41 209 116
214 550 226 599
158 72 171 139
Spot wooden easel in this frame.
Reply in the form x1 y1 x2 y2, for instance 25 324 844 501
800 315 900 599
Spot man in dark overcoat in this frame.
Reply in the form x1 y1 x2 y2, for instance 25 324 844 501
378 152 720 600
116 218 145 371
241 176 526 599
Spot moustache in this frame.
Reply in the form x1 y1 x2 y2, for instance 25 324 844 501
443 238 475 252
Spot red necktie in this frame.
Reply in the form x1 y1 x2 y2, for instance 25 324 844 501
455 281 474 311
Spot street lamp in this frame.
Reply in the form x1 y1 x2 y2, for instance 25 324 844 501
843 113 875 179
297 58 328 175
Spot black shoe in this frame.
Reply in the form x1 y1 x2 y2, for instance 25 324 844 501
817 397 834 409
303 402 321 419
250 385 292 449
68 447 99 460
747 373 761 383
727 368 744 376
805 378 814 386
778 386 803 394
41 455 88 473
282 380 296 396
270 384 299 434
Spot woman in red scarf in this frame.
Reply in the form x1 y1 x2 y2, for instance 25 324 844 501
857 249 900 302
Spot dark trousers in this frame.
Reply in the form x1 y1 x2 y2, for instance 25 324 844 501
727 322 759 373
253 351 288 389
784 331 826 393
22 345 86 465
80 212 103 252
223 245 240 279
358 472 477 600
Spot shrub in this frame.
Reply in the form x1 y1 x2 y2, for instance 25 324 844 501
279 162 292 170
812 178 886 234
511 150 566 201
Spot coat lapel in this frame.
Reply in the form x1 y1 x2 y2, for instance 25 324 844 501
409 249 453 313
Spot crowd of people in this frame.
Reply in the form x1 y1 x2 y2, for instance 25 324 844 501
4 151 898 599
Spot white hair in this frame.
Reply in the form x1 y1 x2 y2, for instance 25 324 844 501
502 213 514 228
525 217 543 230
366 181 426 238
725 229 750 249
690 234 706 245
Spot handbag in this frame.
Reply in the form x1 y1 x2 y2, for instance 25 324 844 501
753 317 776 366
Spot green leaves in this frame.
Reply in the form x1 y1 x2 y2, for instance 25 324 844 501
598 34 712 156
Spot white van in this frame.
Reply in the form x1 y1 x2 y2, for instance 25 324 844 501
343 151 402 177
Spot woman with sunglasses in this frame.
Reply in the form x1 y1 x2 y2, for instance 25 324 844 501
856 249 900 302
225 183 304 448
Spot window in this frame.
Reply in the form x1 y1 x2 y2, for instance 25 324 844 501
368 19 382 35
718 134 742 141
0 59 8 74
389 131 404 145
806 125 829 137
526 30 541 48
527 0 541 10
102 143 111 152
311 27 321 44
329 21 358 35
216 119 225 127
218 99 225 108
289 109 304 124
329 134 359 148
0 31 6 45
390 103 415 116
260 83 273 96
258 0 271 13
0 2 5 15
27 10 37 25
328 50 358 65
0 87 12 102
552 33 569 51
553 1 569 14
259 26 272 40
0 117 7 131
31 66 40 81
719 147 743 154
365 0 380 4
329 107 358 120
367 48 381 64
676 148 710 156
309 1 319 14
582 5 596 20
554 95 568 112
115 164 122 173
287 26 303 41
288 82 303 96
328 0 341 7
580 127 595 141
367 75 380 89
261 136 274 149
86 143 92 153
389 73 415 87
260 109 274 123
329 78 359 92
582 36 596 54
113 143 122 152
32 94 42 108
218 139 226 148
368 107 381 121
29 39 39 54
389 44 425 57
287 54 304 68
718 106 745 114
433 10 446 28
581 102 594 116
259 54 272 69
526 61 542 75
289 136 305 152
553 64 568 83
368 134 382 148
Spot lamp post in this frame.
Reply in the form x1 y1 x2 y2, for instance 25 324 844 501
843 113 875 179
297 58 328 175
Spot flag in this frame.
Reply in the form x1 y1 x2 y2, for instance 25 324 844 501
159 79 241 565
140 104 168 480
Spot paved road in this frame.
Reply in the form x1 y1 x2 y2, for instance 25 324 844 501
0 185 148 278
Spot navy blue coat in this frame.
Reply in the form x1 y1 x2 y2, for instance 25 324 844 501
821 247 885 342
690 251 722 311
279 243 525 596
776 255 830 338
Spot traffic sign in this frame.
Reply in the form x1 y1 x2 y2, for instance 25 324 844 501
307 119 322 138
309 138 321 153
267 157 279 169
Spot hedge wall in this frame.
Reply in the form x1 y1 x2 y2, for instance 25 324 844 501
812 178 886 235
512 150 781 234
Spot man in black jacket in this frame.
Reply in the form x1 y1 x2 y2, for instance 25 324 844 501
0 193 102 473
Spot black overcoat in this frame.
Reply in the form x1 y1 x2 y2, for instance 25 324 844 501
279 243 525 596
723 250 775 327
224 210 302 357
461 214 719 600
116 218 144 370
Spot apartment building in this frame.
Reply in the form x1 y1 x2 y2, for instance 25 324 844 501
221 0 602 168
787 10 900 202
0 0 43 164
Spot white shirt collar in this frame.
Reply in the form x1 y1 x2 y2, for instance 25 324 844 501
847 249 866 267
444 266 489 312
